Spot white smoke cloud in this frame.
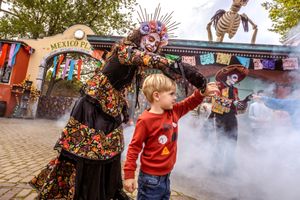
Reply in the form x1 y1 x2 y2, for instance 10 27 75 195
123 79 300 200
171 110 300 200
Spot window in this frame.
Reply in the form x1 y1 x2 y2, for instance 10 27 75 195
0 62 12 83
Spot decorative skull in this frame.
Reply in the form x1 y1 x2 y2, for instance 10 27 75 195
233 0 249 6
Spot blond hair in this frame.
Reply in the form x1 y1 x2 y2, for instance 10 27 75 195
142 73 176 103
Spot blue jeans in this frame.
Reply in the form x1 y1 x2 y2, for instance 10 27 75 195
137 171 171 200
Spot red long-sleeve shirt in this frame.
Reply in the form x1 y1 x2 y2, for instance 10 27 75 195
124 90 204 179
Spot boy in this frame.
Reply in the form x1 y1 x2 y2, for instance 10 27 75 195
123 73 218 199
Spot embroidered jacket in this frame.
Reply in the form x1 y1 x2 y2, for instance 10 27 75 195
211 82 239 114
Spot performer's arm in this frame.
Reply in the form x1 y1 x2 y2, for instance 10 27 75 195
117 44 207 91
261 96 295 113
117 43 173 72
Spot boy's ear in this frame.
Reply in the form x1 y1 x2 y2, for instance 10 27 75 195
152 91 160 101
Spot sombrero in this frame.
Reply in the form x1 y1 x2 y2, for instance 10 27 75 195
215 64 249 84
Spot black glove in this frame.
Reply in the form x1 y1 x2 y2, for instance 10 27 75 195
177 62 207 93
243 93 253 102
162 60 207 93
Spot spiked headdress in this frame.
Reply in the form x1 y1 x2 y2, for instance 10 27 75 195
137 4 180 47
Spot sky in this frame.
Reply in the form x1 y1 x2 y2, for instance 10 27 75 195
134 0 281 45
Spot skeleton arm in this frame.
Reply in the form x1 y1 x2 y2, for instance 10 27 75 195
241 13 258 44
207 21 214 42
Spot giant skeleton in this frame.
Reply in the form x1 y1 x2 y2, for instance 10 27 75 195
207 0 258 44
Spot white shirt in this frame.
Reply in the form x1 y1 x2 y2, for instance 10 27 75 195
248 101 273 129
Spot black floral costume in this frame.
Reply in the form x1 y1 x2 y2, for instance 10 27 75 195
30 36 207 199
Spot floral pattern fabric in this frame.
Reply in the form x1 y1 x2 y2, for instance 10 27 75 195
30 157 76 199
82 72 127 118
55 117 124 160
117 43 171 68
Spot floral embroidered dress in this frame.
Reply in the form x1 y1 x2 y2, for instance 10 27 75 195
29 40 174 200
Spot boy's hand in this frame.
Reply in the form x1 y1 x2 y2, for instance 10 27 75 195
202 82 220 97
124 179 136 193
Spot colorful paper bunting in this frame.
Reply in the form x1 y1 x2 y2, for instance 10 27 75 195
0 44 9 68
77 59 83 80
253 59 263 70
52 56 58 77
68 60 75 80
216 53 232 65
262 59 276 70
182 56 196 66
236 56 250 68
282 58 299 70
200 53 214 65
9 43 21 68
7 43 16 67
62 58 70 79
55 55 65 77
165 54 180 61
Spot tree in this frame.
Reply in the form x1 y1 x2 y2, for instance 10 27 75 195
0 0 137 39
262 0 300 41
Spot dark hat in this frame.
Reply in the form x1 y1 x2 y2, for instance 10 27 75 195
215 64 249 83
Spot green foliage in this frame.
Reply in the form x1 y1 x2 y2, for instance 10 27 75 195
262 0 300 40
43 76 83 97
53 78 83 97
0 0 137 39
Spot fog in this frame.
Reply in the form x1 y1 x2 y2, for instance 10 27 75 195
123 99 300 200
123 74 300 199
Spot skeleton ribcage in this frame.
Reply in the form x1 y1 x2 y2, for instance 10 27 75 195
216 12 241 38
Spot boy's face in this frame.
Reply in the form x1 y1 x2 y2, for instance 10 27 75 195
157 88 177 110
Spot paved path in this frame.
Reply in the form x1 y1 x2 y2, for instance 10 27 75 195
0 118 196 200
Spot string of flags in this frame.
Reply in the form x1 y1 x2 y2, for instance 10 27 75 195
165 52 299 71
51 54 103 81
0 43 26 69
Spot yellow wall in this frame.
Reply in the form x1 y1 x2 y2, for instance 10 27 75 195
21 24 95 91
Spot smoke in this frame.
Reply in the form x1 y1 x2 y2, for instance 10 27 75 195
170 72 300 200
123 78 300 200
171 110 300 200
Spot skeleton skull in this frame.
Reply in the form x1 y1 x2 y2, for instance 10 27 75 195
233 0 249 6
140 33 161 53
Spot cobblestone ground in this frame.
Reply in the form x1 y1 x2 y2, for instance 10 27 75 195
0 118 196 200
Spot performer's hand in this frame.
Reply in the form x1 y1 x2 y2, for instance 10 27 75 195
124 179 136 193
237 101 246 110
201 82 220 97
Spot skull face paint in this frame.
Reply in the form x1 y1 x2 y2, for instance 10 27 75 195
140 33 161 53
226 73 239 86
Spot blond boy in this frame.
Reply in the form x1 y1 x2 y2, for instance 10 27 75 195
124 73 217 199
